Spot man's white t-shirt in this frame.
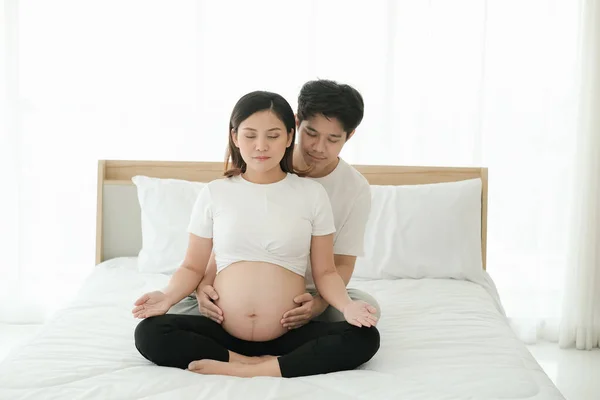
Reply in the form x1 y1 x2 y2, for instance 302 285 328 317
304 158 372 289
187 173 336 277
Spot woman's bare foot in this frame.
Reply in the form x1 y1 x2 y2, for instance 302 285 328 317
244 355 277 365
228 351 277 365
188 358 281 378
188 360 252 377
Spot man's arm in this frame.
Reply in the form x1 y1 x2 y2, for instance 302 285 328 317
194 252 224 324
196 252 217 294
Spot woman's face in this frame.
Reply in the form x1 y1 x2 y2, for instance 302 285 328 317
232 110 293 174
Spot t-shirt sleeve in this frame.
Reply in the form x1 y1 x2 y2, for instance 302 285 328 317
333 185 371 257
187 185 213 238
312 184 336 236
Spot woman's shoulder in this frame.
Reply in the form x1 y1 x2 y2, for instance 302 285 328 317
205 176 239 188
287 173 324 190
286 174 329 201
200 176 242 199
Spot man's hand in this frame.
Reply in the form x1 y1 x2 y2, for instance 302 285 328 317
197 285 224 324
281 293 328 329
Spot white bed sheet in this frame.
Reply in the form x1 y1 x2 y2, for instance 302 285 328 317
0 258 564 400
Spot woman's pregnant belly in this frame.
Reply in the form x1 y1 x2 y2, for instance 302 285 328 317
213 261 305 342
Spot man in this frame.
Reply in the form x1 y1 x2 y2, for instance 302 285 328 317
171 79 381 328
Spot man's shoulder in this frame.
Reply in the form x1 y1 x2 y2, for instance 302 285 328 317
335 159 370 195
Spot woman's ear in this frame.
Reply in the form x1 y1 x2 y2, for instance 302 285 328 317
231 129 239 147
286 129 294 148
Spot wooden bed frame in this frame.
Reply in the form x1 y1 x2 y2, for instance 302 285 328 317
95 160 488 269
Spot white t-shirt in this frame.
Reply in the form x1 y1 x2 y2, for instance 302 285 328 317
187 173 336 277
305 158 371 288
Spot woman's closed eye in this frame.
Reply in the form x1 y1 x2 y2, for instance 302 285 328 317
244 135 280 139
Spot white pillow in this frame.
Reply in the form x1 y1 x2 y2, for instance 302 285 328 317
132 175 205 274
353 178 484 282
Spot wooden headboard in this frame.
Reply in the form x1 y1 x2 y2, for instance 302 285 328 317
96 160 488 268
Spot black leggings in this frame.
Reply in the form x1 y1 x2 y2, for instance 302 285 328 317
134 314 380 378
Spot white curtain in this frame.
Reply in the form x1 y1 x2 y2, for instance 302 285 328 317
0 0 596 349
558 0 600 350
0 0 30 321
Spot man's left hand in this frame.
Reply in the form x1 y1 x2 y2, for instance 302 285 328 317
281 293 327 329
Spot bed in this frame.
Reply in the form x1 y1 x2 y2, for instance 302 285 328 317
0 160 565 400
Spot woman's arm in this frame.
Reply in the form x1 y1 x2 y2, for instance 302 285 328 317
310 234 378 328
308 184 377 327
310 234 353 313
134 185 215 319
132 233 212 319
164 234 213 305
171 183 215 303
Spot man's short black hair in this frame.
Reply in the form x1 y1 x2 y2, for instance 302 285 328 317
297 79 364 137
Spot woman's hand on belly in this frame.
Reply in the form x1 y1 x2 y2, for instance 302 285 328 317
213 261 305 342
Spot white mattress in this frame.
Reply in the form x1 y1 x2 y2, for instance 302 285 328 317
0 258 564 400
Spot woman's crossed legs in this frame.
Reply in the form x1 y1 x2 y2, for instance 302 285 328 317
134 314 380 378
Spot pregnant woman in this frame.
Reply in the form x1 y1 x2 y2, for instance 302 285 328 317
132 90 380 378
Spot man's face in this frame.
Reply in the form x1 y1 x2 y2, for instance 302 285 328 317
297 114 352 176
